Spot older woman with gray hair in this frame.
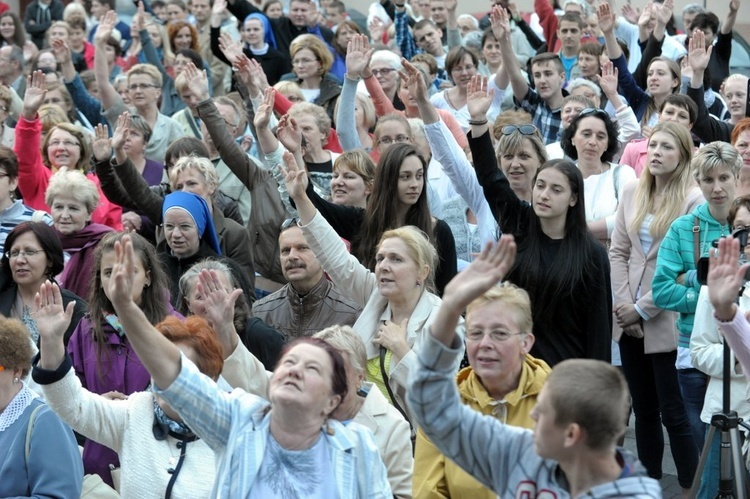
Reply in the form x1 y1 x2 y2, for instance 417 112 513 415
314 325 413 498
45 169 114 300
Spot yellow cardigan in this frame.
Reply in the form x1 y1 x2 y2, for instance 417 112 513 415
412 354 550 499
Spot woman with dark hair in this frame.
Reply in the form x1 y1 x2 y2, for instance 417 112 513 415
328 20 362 81
0 12 38 64
466 82 612 366
0 222 86 347
561 107 636 242
64 231 180 486
85 233 391 496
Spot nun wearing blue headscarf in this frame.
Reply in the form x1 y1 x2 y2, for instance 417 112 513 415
210 11 291 86
158 191 255 309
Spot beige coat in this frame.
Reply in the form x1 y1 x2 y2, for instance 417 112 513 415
609 180 704 353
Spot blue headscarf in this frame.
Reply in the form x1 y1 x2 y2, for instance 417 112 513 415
244 13 277 50
162 192 222 256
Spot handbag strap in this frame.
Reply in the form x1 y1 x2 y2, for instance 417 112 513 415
693 216 701 266
379 346 410 424
25 404 44 462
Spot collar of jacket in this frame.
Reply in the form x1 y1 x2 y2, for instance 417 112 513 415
285 275 331 312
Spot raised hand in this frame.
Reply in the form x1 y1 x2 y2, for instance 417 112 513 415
598 2 615 34
442 236 517 312
34 281 75 344
92 124 112 161
368 17 386 43
195 269 242 330
211 0 227 25
490 5 510 40
95 10 116 45
276 113 303 153
709 237 748 319
112 112 131 152
279 150 309 201
621 3 640 24
234 55 269 98
131 1 146 33
183 62 210 102
253 87 275 129
218 32 243 66
121 211 142 233
637 1 653 28
688 29 712 73
51 38 71 65
731 0 740 14
653 0 674 26
596 60 619 98
399 58 429 103
21 70 46 119
466 74 495 119
345 34 373 78
108 235 137 310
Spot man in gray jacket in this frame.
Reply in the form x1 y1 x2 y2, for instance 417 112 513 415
408 236 662 499
252 223 362 340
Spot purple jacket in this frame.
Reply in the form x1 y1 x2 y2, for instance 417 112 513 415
66 304 183 486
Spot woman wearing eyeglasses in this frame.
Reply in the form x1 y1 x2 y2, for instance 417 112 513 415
610 121 702 494
466 77 612 367
14 71 123 230
279 34 341 120
0 222 86 348
561 108 636 243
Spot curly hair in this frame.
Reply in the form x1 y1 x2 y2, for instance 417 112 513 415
560 108 620 163
0 317 34 376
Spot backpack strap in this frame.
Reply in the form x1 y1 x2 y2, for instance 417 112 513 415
25 404 44 462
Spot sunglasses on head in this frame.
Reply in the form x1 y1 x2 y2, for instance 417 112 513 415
280 217 299 231
578 107 609 120
501 124 538 136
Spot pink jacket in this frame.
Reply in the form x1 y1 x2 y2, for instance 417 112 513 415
619 139 647 178
13 117 122 230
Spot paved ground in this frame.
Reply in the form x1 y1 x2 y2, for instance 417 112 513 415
622 416 685 498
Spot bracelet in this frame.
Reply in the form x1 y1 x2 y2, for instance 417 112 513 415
468 118 488 126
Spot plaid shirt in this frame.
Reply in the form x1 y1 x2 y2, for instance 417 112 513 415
156 354 392 498
395 11 418 60
515 88 562 145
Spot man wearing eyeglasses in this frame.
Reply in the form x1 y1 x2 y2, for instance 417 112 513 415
252 221 362 341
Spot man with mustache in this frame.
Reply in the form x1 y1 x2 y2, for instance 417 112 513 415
252 222 362 340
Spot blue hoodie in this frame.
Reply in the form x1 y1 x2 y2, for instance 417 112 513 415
652 203 730 348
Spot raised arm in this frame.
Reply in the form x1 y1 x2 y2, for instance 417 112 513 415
492 6 528 105
210 0 232 67
94 10 123 112
723 0 740 35
337 35 374 150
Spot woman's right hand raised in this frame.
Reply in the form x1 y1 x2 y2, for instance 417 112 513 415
276 113 303 153
466 75 494 120
111 112 131 153
253 87 275 129
21 70 46 120
345 34 373 79
109 235 137 311
94 10 116 46
279 150 309 201
34 281 76 369
92 124 112 162
688 29 713 73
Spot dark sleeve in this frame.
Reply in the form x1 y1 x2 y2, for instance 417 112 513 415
223 255 256 305
633 34 664 89
687 84 734 143
217 195 244 225
210 26 232 67
25 5 52 35
115 158 165 224
612 54 649 121
433 219 457 297
61 291 87 349
226 0 258 24
139 28 171 83
65 74 105 128
584 244 613 362
515 18 546 51
240 317 285 370
716 30 733 60
95 158 137 211
468 129 529 236
303 181 363 240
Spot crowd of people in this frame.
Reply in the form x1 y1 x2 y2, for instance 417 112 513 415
4 0 750 496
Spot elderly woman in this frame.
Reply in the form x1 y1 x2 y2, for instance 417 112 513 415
32 281 219 497
279 34 341 119
179 259 284 371
0 86 14 148
14 71 122 229
45 169 114 301
89 233 391 496
159 191 254 308
314 325 413 498
0 316 83 497
0 222 86 346
0 147 53 255
413 282 550 498
283 150 463 425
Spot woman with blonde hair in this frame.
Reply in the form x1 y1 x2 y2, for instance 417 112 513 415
280 34 341 119
610 121 702 492
330 150 376 209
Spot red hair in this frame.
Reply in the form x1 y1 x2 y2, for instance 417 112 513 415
156 316 223 379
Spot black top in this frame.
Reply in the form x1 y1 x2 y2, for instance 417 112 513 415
303 184 458 296
239 317 285 370
469 129 612 366
210 26 291 86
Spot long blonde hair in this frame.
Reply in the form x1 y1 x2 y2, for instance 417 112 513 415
632 122 696 237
